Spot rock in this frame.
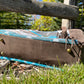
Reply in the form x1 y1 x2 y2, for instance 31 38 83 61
19 64 33 70
0 60 10 74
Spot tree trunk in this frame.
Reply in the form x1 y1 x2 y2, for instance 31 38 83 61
0 0 79 19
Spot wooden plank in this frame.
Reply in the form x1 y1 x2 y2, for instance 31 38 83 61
0 0 79 19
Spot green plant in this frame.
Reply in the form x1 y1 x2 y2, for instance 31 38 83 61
1 63 84 84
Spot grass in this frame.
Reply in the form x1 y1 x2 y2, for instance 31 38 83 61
0 62 84 84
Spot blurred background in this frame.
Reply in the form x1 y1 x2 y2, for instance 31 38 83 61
0 0 83 31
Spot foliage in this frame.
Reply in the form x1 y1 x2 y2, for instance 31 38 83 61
31 16 61 31
0 1 83 30
31 0 84 31
75 2 84 29
1 63 84 84
0 11 32 29
31 0 61 31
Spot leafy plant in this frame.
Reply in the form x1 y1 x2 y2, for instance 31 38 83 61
0 11 32 29
1 63 84 84
31 0 61 31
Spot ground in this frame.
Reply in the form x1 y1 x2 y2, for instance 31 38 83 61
0 60 84 84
